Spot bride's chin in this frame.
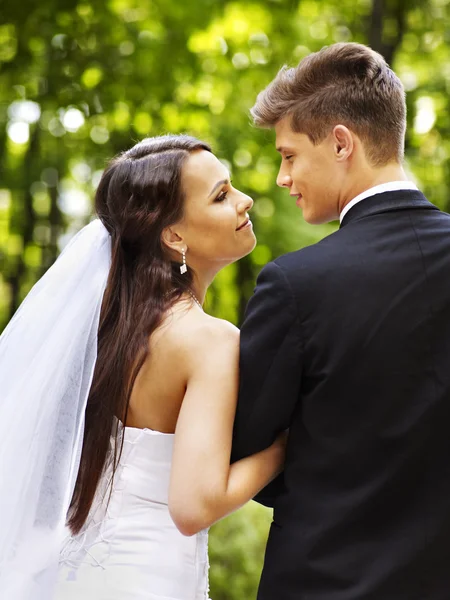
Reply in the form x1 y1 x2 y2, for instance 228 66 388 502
242 250 256 262
222 236 257 265
240 236 257 258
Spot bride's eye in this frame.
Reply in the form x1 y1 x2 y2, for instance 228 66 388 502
285 155 294 161
214 190 228 203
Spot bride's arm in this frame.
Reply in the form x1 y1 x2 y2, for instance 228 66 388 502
168 318 286 537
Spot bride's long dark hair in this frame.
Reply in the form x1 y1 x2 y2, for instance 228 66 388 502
67 135 211 534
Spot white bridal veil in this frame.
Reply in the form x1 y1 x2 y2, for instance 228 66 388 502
0 219 111 599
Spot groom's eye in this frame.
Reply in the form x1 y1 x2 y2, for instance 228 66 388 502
285 155 294 161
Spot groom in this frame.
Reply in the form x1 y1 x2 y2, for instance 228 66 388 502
232 43 450 599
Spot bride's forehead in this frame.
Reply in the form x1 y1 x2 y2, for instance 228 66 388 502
183 150 228 186
185 149 220 170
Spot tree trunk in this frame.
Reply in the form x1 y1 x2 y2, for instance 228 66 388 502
368 0 408 65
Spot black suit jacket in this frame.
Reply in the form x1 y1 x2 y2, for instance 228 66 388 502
232 190 450 600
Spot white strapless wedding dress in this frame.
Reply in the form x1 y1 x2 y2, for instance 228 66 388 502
55 422 210 600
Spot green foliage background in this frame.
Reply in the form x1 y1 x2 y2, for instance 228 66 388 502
1 0 449 597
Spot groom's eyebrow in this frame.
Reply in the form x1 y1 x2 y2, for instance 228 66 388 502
276 146 293 154
208 179 229 197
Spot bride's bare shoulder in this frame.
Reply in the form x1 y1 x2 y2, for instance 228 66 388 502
154 302 239 360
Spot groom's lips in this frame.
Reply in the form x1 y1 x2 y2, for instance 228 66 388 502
291 193 303 207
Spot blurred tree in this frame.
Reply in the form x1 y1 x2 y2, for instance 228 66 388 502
1 0 449 598
209 503 272 600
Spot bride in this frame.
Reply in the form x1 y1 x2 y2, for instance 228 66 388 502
0 134 285 600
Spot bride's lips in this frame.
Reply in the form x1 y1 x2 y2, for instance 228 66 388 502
236 218 252 231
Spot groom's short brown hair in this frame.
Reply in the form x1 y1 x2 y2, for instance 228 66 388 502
251 43 406 166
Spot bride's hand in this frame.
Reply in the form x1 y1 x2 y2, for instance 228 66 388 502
274 430 288 452
254 430 288 484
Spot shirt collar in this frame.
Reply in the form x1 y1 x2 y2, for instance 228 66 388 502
339 181 419 224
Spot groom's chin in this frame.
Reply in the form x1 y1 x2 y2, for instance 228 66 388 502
302 211 324 225
302 207 337 225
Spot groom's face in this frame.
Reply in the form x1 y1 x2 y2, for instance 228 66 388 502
275 117 340 224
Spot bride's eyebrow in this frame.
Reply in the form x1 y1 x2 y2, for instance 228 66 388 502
208 178 229 198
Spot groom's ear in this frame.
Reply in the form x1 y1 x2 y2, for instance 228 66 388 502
332 125 354 162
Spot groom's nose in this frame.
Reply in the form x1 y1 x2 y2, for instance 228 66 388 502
277 162 292 188
276 172 293 188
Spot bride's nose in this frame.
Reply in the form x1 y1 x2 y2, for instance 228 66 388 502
237 193 254 214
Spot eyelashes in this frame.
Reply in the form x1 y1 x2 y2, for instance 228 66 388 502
214 190 228 203
214 179 232 202
214 177 233 202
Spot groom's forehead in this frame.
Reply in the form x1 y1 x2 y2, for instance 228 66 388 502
275 117 299 148
275 132 306 154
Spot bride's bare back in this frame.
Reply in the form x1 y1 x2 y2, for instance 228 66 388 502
124 297 284 535
126 300 232 434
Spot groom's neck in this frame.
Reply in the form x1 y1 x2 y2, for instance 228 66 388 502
339 161 409 216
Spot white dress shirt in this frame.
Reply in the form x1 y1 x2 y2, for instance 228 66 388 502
339 181 419 223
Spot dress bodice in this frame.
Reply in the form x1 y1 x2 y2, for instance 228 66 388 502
56 422 210 600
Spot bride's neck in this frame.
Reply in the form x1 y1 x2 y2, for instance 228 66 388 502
190 275 209 306
189 264 222 305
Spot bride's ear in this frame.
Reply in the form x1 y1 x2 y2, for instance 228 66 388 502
161 226 185 258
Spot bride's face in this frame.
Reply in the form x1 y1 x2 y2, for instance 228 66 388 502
174 150 256 267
